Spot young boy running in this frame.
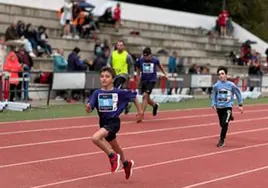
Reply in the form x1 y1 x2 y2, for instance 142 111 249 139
211 66 243 148
86 66 143 179
136 47 167 116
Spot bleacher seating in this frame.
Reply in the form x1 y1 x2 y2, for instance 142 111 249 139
0 2 253 99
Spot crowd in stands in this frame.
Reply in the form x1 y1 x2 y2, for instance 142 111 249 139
59 0 121 39
228 40 263 78
5 21 52 58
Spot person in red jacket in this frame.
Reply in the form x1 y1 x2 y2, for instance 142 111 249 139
113 3 121 32
4 50 22 101
218 10 229 37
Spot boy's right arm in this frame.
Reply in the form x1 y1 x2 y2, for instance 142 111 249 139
211 85 217 110
86 91 97 113
85 103 92 113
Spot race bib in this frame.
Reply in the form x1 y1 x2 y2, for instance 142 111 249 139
142 63 154 73
98 93 118 112
218 89 232 102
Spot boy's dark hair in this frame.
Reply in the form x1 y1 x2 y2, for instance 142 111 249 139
73 47 80 54
143 47 152 55
217 66 228 74
100 66 116 78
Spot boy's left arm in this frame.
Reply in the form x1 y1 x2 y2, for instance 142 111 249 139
233 84 243 113
157 60 167 77
121 90 143 122
133 97 143 123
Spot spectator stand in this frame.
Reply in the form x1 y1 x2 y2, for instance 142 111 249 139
0 40 31 111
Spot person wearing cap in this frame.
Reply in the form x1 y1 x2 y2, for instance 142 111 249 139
107 40 135 114
136 47 167 117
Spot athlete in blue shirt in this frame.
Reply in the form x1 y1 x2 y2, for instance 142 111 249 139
86 66 143 180
211 66 243 147
136 47 167 116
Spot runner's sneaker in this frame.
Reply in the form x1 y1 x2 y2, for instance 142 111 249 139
153 103 159 116
123 160 134 179
109 154 120 172
216 139 225 148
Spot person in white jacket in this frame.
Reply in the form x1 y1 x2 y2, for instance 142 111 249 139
62 0 74 38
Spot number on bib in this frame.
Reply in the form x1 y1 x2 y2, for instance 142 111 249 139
98 93 118 112
142 63 154 73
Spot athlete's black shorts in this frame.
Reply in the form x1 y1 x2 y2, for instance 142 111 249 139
216 107 232 126
100 118 120 142
114 77 127 89
141 80 156 95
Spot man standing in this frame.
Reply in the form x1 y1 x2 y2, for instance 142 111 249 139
107 40 134 114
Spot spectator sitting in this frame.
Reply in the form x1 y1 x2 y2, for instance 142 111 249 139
81 13 99 39
98 6 115 24
37 25 52 57
89 47 110 71
3 50 22 101
24 23 39 56
16 20 26 38
241 41 252 65
94 39 102 56
53 48 68 72
67 47 87 71
5 22 36 58
67 47 88 103
53 48 68 100
5 22 20 42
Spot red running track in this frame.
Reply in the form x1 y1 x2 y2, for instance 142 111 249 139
1 105 268 188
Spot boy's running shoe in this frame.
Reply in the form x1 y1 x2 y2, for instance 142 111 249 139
109 154 120 172
123 160 134 179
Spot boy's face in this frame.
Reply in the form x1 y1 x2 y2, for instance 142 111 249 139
218 70 227 81
143 54 152 61
100 71 113 87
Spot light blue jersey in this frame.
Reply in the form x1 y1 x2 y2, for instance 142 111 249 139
211 80 243 108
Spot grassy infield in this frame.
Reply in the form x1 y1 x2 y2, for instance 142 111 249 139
0 98 267 122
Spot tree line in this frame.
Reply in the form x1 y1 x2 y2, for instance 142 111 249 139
120 0 268 41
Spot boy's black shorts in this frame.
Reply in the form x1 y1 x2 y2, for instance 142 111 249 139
141 80 156 95
100 118 120 142
114 77 126 89
216 107 232 126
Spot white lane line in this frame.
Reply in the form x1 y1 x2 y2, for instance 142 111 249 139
1 103 268 125
1 108 268 136
1 124 268 169
182 165 268 188
1 115 268 150
30 142 268 188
